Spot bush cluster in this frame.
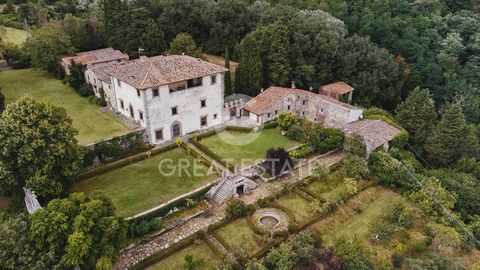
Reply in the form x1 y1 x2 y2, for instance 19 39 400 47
225 199 253 219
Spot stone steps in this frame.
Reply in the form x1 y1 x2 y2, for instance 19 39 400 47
212 181 235 204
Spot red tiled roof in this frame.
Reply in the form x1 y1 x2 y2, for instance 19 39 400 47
61 48 128 65
89 63 114 82
244 86 361 115
106 55 227 90
342 120 401 149
320 81 354 95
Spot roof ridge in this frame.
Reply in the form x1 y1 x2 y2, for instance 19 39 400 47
140 60 155 88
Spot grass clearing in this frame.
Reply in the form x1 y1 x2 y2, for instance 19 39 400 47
0 69 130 144
277 192 315 224
70 148 217 217
146 240 220 270
0 26 27 45
215 218 262 256
200 128 298 167
306 172 370 201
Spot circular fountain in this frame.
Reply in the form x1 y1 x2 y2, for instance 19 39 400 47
252 208 289 233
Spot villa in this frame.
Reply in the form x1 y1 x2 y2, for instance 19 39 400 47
86 54 227 143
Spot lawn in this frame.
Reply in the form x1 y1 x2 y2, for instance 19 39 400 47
0 26 27 45
310 187 402 246
306 171 370 201
70 148 217 217
0 69 130 145
215 218 262 256
146 240 220 270
277 192 315 224
200 128 298 167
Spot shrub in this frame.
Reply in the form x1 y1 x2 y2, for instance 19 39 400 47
370 220 397 242
368 151 398 185
0 42 30 68
344 178 358 195
290 233 316 265
176 137 184 146
344 133 366 157
315 248 342 270
340 154 369 179
385 202 414 228
191 133 199 141
184 254 203 270
334 236 374 270
88 95 107 107
265 147 294 177
308 125 344 154
285 124 306 141
225 199 252 219
78 83 94 97
312 164 330 179
277 111 297 131
128 217 161 237
289 144 313 159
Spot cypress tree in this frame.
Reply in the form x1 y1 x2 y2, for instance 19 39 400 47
395 87 437 146
425 104 466 167
0 88 4 114
266 19 291 86
224 47 232 95
235 33 261 97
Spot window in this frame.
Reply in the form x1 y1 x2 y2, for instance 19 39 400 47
275 110 278 115
211 75 217 85
287 105 291 110
155 129 163 141
117 79 121 87
153 88 159 97
169 81 186 92
302 100 306 105
267 113 271 118
200 116 207 127
120 99 124 109
187 77 203 88
139 110 144 120
321 108 324 113
137 89 141 97
171 106 178 115
302 111 305 115
201 99 206 108
213 114 217 119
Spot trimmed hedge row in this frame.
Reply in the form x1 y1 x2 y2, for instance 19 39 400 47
183 143 222 175
225 125 253 133
75 143 177 181
131 183 215 223
190 139 235 172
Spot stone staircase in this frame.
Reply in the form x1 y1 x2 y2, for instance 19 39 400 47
211 179 236 204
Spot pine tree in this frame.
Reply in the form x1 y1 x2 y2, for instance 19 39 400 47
224 47 232 95
425 104 466 167
235 33 261 97
395 87 437 146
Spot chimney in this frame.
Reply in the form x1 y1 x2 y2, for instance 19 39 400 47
291 80 296 89
260 88 264 93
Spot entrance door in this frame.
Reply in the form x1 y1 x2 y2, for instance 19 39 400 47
236 185 244 195
172 123 181 138
230 107 237 117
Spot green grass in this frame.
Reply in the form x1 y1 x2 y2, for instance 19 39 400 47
310 187 402 246
215 218 262 255
70 148 217 217
306 171 344 197
0 69 130 145
277 192 315 224
200 128 298 167
146 240 220 270
0 26 27 45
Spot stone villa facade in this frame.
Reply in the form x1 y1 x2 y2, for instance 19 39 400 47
84 54 227 143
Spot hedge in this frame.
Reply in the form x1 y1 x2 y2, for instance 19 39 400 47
76 143 177 181
190 139 235 172
130 182 216 223
182 144 222 175
225 126 253 133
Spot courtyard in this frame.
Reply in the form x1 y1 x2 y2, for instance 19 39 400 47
0 69 131 144
70 147 217 217
199 128 298 167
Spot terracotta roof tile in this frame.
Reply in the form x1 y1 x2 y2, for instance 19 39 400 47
320 81 354 95
61 48 128 65
106 55 227 89
342 120 401 149
244 86 361 115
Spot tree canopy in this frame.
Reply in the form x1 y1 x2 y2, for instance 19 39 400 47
0 96 83 197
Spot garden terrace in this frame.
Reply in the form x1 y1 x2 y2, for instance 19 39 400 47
276 192 316 225
304 170 371 201
70 147 217 217
214 218 266 257
198 128 298 167
0 26 27 45
145 240 220 270
0 69 131 145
